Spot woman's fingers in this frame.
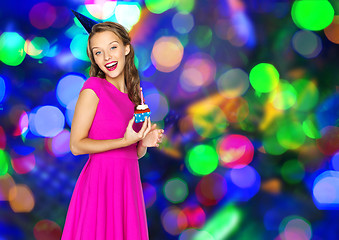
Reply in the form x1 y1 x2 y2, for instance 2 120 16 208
138 117 149 138
143 117 152 138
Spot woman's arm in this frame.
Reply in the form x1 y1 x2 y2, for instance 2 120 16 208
70 88 129 156
137 141 148 159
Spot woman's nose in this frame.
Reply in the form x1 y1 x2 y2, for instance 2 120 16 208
104 53 112 61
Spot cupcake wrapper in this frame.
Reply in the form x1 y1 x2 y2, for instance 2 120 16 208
134 111 151 123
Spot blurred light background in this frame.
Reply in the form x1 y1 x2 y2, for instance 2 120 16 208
1 0 339 239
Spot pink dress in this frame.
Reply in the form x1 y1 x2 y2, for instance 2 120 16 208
61 76 149 240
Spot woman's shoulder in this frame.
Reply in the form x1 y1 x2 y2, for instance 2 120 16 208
80 76 104 97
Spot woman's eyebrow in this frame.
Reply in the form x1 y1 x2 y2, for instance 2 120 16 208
91 41 118 50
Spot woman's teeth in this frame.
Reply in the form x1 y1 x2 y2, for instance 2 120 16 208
106 62 118 71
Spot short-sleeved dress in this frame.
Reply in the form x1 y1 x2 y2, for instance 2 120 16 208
61 76 149 240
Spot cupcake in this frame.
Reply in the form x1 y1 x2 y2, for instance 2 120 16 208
134 87 151 123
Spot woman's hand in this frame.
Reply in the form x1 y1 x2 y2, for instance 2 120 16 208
123 116 152 146
140 122 164 148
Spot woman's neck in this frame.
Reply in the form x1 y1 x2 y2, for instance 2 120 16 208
105 73 127 93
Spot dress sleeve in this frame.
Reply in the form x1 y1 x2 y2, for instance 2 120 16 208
80 77 101 98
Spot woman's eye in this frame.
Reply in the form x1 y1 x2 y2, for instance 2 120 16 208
95 51 101 55
111 46 117 50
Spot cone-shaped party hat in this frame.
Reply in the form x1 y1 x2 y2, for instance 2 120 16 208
71 10 100 34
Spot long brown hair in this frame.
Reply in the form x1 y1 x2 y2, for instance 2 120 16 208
86 22 141 109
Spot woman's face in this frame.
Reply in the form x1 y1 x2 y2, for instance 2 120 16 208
90 30 130 80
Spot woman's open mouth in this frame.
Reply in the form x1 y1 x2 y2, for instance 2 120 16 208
105 61 118 71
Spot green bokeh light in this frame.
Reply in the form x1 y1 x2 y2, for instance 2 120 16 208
0 32 26 66
303 114 321 139
292 0 334 31
249 63 279 93
193 25 212 48
186 144 218 176
70 34 90 62
27 37 50 59
176 0 195 12
193 203 242 240
263 134 287 155
163 178 188 203
145 0 177 14
270 80 297 110
277 121 305 149
292 79 319 111
281 159 305 184
0 150 9 176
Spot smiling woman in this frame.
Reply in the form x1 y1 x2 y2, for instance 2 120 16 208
61 19 165 240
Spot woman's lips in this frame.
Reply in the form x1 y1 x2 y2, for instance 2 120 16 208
105 62 118 71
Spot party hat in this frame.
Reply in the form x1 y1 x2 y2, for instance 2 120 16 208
71 10 100 34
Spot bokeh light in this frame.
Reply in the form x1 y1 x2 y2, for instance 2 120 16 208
9 184 35 212
269 80 297 110
281 160 305 184
0 174 16 201
192 25 212 48
292 30 322 58
0 150 10 176
313 170 339 209
292 79 319 111
217 68 249 99
33 219 62 240
115 2 141 30
182 205 206 228
193 204 242 240
84 0 117 20
186 145 218 176
29 2 56 30
11 154 36 174
161 206 187 235
331 152 339 171
302 114 321 139
29 106 65 138
56 73 86 108
227 165 261 201
195 172 227 206
45 129 71 157
324 15 339 44
0 76 6 103
163 178 188 204
70 34 90 61
0 32 26 66
172 12 194 34
291 0 334 31
145 0 177 14
249 63 279 93
230 165 258 188
179 53 216 92
263 133 287 156
145 91 169 122
279 215 312 240
277 120 305 150
316 126 339 156
151 36 184 72
217 134 254 168
24 37 50 59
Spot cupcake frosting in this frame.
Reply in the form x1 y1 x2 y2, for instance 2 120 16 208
136 104 149 110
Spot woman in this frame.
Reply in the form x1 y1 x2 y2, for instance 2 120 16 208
61 21 164 240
